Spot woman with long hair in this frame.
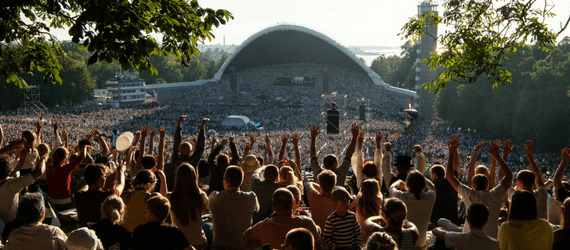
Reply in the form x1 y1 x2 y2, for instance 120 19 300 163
89 195 131 250
46 146 87 211
389 171 435 250
498 190 553 250
363 198 418 250
121 169 156 232
356 179 383 241
167 163 208 249
279 166 303 193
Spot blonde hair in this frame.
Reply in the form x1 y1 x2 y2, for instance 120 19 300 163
101 195 125 224
280 166 303 193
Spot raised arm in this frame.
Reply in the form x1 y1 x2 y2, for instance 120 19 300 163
278 134 288 162
525 140 545 188
554 148 570 192
446 135 460 191
292 133 302 175
502 140 514 162
61 130 68 149
172 116 186 163
352 131 365 186
468 141 485 187
310 124 319 158
147 128 156 155
0 123 3 147
134 125 149 175
374 131 383 183
35 120 43 144
265 135 273 164
188 118 208 165
92 128 111 157
489 152 497 188
248 134 256 155
10 148 28 177
210 137 217 153
345 123 359 158
382 142 393 186
157 126 166 171
229 137 239 165
414 145 427 174
488 140 513 190
51 122 61 150
0 138 26 156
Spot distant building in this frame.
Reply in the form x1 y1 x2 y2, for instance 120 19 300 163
416 0 438 119
106 69 146 107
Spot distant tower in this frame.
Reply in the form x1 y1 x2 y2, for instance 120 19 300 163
415 0 438 119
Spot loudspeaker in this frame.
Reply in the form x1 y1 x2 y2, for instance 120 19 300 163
327 109 340 134
359 104 366 120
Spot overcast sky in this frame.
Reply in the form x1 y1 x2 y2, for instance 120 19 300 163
50 0 570 48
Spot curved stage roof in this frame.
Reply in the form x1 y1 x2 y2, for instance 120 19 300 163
213 25 385 86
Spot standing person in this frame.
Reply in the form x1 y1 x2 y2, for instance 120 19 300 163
209 166 259 249
363 198 419 250
390 171 436 249
310 124 359 186
169 117 208 190
323 187 361 250
88 195 132 250
351 131 383 189
497 190 553 250
3 193 67 250
355 179 383 242
445 136 512 239
432 202 499 250
553 197 570 250
167 163 209 250
132 195 192 250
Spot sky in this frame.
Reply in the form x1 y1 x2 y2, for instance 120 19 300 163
50 0 570 48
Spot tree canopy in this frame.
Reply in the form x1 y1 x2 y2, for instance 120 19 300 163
0 0 233 88
400 0 569 93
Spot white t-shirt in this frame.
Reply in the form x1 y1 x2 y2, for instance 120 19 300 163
0 174 34 223
390 187 436 248
458 183 505 238
445 229 500 250
507 187 548 219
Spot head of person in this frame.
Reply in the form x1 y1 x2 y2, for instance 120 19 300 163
406 170 426 200
430 165 445 181
283 228 314 250
472 174 489 191
37 143 49 157
0 155 11 181
331 187 352 213
394 155 412 175
83 163 110 188
414 145 422 154
141 155 156 170
515 170 535 189
215 153 229 166
286 185 302 213
561 197 570 228
272 188 295 215
179 142 193 157
366 232 398 250
21 130 36 148
323 154 338 171
381 198 407 228
362 161 379 179
197 159 209 179
17 193 45 226
101 195 125 224
223 165 243 189
466 202 490 229
279 166 298 184
66 227 104 250
171 163 204 225
173 163 199 194
357 179 382 218
508 190 538 221
256 156 264 166
131 169 157 192
475 165 490 178
78 139 92 150
241 155 260 172
317 170 336 195
145 195 171 223
52 147 69 166
263 164 279 183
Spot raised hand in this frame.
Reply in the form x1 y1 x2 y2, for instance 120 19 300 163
448 138 459 153
200 118 210 130
487 141 500 156
375 131 383 148
451 134 458 143
140 125 150 137
264 135 271 145
91 128 102 140
310 124 320 138
212 137 218 146
351 123 359 137
357 131 365 148
177 115 187 127
36 120 42 131
150 128 157 137
475 141 485 151
493 139 502 148
228 135 234 143
281 134 288 144
562 148 570 163
159 126 166 137
524 140 534 156
221 138 228 147
291 133 299 145
503 139 514 156
53 122 59 132
249 134 256 146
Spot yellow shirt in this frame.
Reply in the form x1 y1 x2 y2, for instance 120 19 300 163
498 219 553 250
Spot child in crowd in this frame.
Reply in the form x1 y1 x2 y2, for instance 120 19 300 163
323 187 361 250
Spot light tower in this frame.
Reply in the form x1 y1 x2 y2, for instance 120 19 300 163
415 0 438 119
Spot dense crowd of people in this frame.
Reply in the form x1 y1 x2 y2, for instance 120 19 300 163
0 64 568 250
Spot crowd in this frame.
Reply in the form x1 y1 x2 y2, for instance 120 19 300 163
0 64 569 250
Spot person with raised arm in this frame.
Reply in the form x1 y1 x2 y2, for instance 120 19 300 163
351 131 383 190
133 125 167 195
382 142 414 196
310 123 358 186
47 145 88 211
172 116 209 176
413 145 427 175
445 135 512 239
504 140 548 219
207 136 239 195
264 135 274 165
467 141 488 188
553 147 570 202
363 198 419 250
241 135 261 192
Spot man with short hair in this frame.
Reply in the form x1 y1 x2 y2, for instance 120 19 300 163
430 164 459 224
306 170 337 235
283 228 315 250
432 202 500 250
243 188 322 250
446 136 512 239
209 166 259 249
132 195 191 250
3 193 67 250
310 124 359 186
251 164 283 224
172 117 208 173
74 162 125 227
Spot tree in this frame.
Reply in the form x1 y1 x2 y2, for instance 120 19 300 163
1 0 233 88
401 0 569 93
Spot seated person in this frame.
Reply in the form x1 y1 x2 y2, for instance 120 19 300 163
66 228 104 250
432 202 499 250
3 193 67 250
283 228 315 250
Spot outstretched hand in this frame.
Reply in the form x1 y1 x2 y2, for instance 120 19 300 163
200 118 210 130
91 128 102 140
357 131 365 148
229 135 234 143
475 141 485 151
291 133 299 145
561 148 570 163
351 123 359 137
487 140 500 156
221 138 228 147
249 134 256 146
503 140 514 156
159 126 166 137
448 137 459 153
310 124 320 139
53 122 59 132
140 125 150 137
264 135 270 145
281 134 288 144
375 131 383 148
524 140 534 156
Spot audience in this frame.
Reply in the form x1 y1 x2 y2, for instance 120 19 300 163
306 170 338 237
88 195 132 250
121 169 156 232
66 227 104 250
283 228 315 250
251 164 282 224
323 187 361 250
363 198 419 250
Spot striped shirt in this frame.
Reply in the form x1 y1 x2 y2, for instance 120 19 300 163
323 211 361 249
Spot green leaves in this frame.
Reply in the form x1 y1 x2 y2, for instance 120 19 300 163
400 0 565 93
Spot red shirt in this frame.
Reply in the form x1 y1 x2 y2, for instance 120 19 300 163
46 156 84 200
